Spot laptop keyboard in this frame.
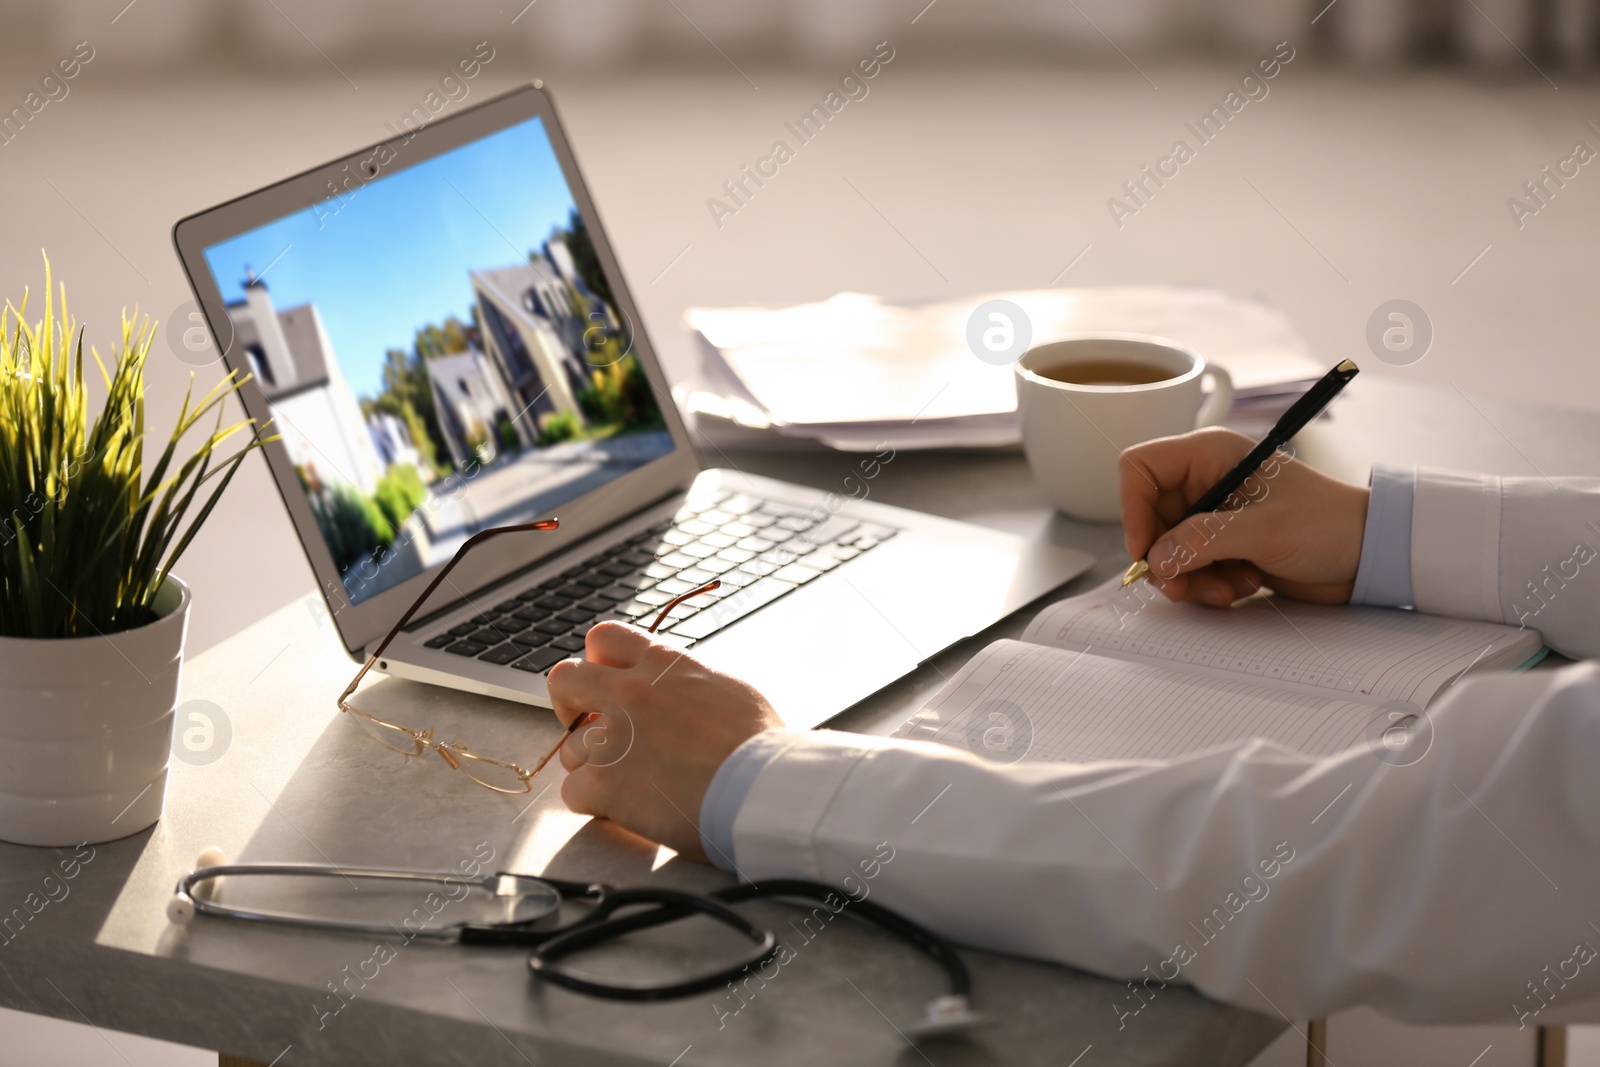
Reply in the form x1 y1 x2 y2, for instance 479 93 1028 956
419 492 897 676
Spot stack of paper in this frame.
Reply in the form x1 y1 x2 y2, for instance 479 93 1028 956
676 287 1329 452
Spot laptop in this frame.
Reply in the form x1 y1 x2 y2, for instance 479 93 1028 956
172 82 1093 729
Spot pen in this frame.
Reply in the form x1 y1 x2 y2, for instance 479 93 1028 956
1121 358 1360 587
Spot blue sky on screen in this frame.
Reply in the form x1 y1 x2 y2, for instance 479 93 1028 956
203 116 577 399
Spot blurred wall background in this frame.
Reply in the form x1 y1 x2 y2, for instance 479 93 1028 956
3 0 1600 72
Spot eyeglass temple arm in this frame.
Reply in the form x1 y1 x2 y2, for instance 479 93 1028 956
647 579 720 635
338 518 560 708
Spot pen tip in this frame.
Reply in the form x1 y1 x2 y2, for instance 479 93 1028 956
1336 359 1359 374
1121 559 1150 587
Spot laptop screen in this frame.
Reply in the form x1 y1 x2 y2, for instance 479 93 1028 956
200 115 674 606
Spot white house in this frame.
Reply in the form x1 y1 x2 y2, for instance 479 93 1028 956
226 277 387 496
470 258 594 434
367 411 422 472
424 346 525 467
544 236 619 333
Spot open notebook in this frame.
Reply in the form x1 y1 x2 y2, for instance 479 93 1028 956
893 581 1546 763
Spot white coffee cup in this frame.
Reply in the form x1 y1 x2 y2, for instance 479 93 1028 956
1014 334 1234 522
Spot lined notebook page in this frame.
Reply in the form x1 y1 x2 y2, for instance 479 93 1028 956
1020 582 1542 707
893 639 1383 762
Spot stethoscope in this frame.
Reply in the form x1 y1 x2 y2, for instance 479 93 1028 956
168 851 987 1041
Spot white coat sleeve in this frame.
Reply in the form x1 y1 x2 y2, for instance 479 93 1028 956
724 470 1600 1026
1410 468 1600 660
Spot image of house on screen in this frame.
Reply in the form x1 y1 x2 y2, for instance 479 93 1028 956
225 274 398 497
221 243 661 600
423 347 524 468
225 238 630 502
470 240 617 435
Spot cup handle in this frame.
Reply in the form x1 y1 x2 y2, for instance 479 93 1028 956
1194 365 1234 427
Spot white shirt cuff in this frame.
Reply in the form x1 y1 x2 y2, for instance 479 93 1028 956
698 730 792 872
1350 464 1416 608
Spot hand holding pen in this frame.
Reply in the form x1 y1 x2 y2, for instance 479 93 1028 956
1118 361 1371 607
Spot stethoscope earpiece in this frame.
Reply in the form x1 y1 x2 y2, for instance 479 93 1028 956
168 847 229 926
900 994 989 1042
166 894 196 925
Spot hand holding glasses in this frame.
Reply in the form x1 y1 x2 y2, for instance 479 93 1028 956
336 516 720 794
522 577 720 782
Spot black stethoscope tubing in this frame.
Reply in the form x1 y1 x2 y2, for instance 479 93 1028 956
508 878 972 1003
525 887 782 1000
173 865 968 1005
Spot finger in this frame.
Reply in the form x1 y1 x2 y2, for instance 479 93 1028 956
560 767 606 817
1170 559 1258 607
1215 560 1269 602
1126 441 1203 559
546 658 623 727
1119 430 1255 559
1118 448 1174 561
1146 568 1191 603
1149 558 1265 608
1183 567 1241 608
570 706 636 769
558 719 591 771
1124 427 1256 490
584 620 653 668
1146 505 1277 581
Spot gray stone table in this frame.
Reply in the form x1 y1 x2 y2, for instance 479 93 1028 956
3 379 1595 1067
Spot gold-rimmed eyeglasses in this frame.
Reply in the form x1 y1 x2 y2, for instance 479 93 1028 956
337 517 718 794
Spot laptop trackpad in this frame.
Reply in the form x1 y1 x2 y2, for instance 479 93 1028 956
687 535 1025 729
688 580 922 730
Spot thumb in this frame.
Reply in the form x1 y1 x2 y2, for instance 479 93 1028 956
1146 506 1275 581
560 766 608 818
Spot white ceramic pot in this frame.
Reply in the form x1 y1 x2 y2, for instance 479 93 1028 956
0 576 190 846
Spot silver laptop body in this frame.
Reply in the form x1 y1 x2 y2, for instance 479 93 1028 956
173 82 1092 729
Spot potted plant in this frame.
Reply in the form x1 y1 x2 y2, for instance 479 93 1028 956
0 256 269 846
